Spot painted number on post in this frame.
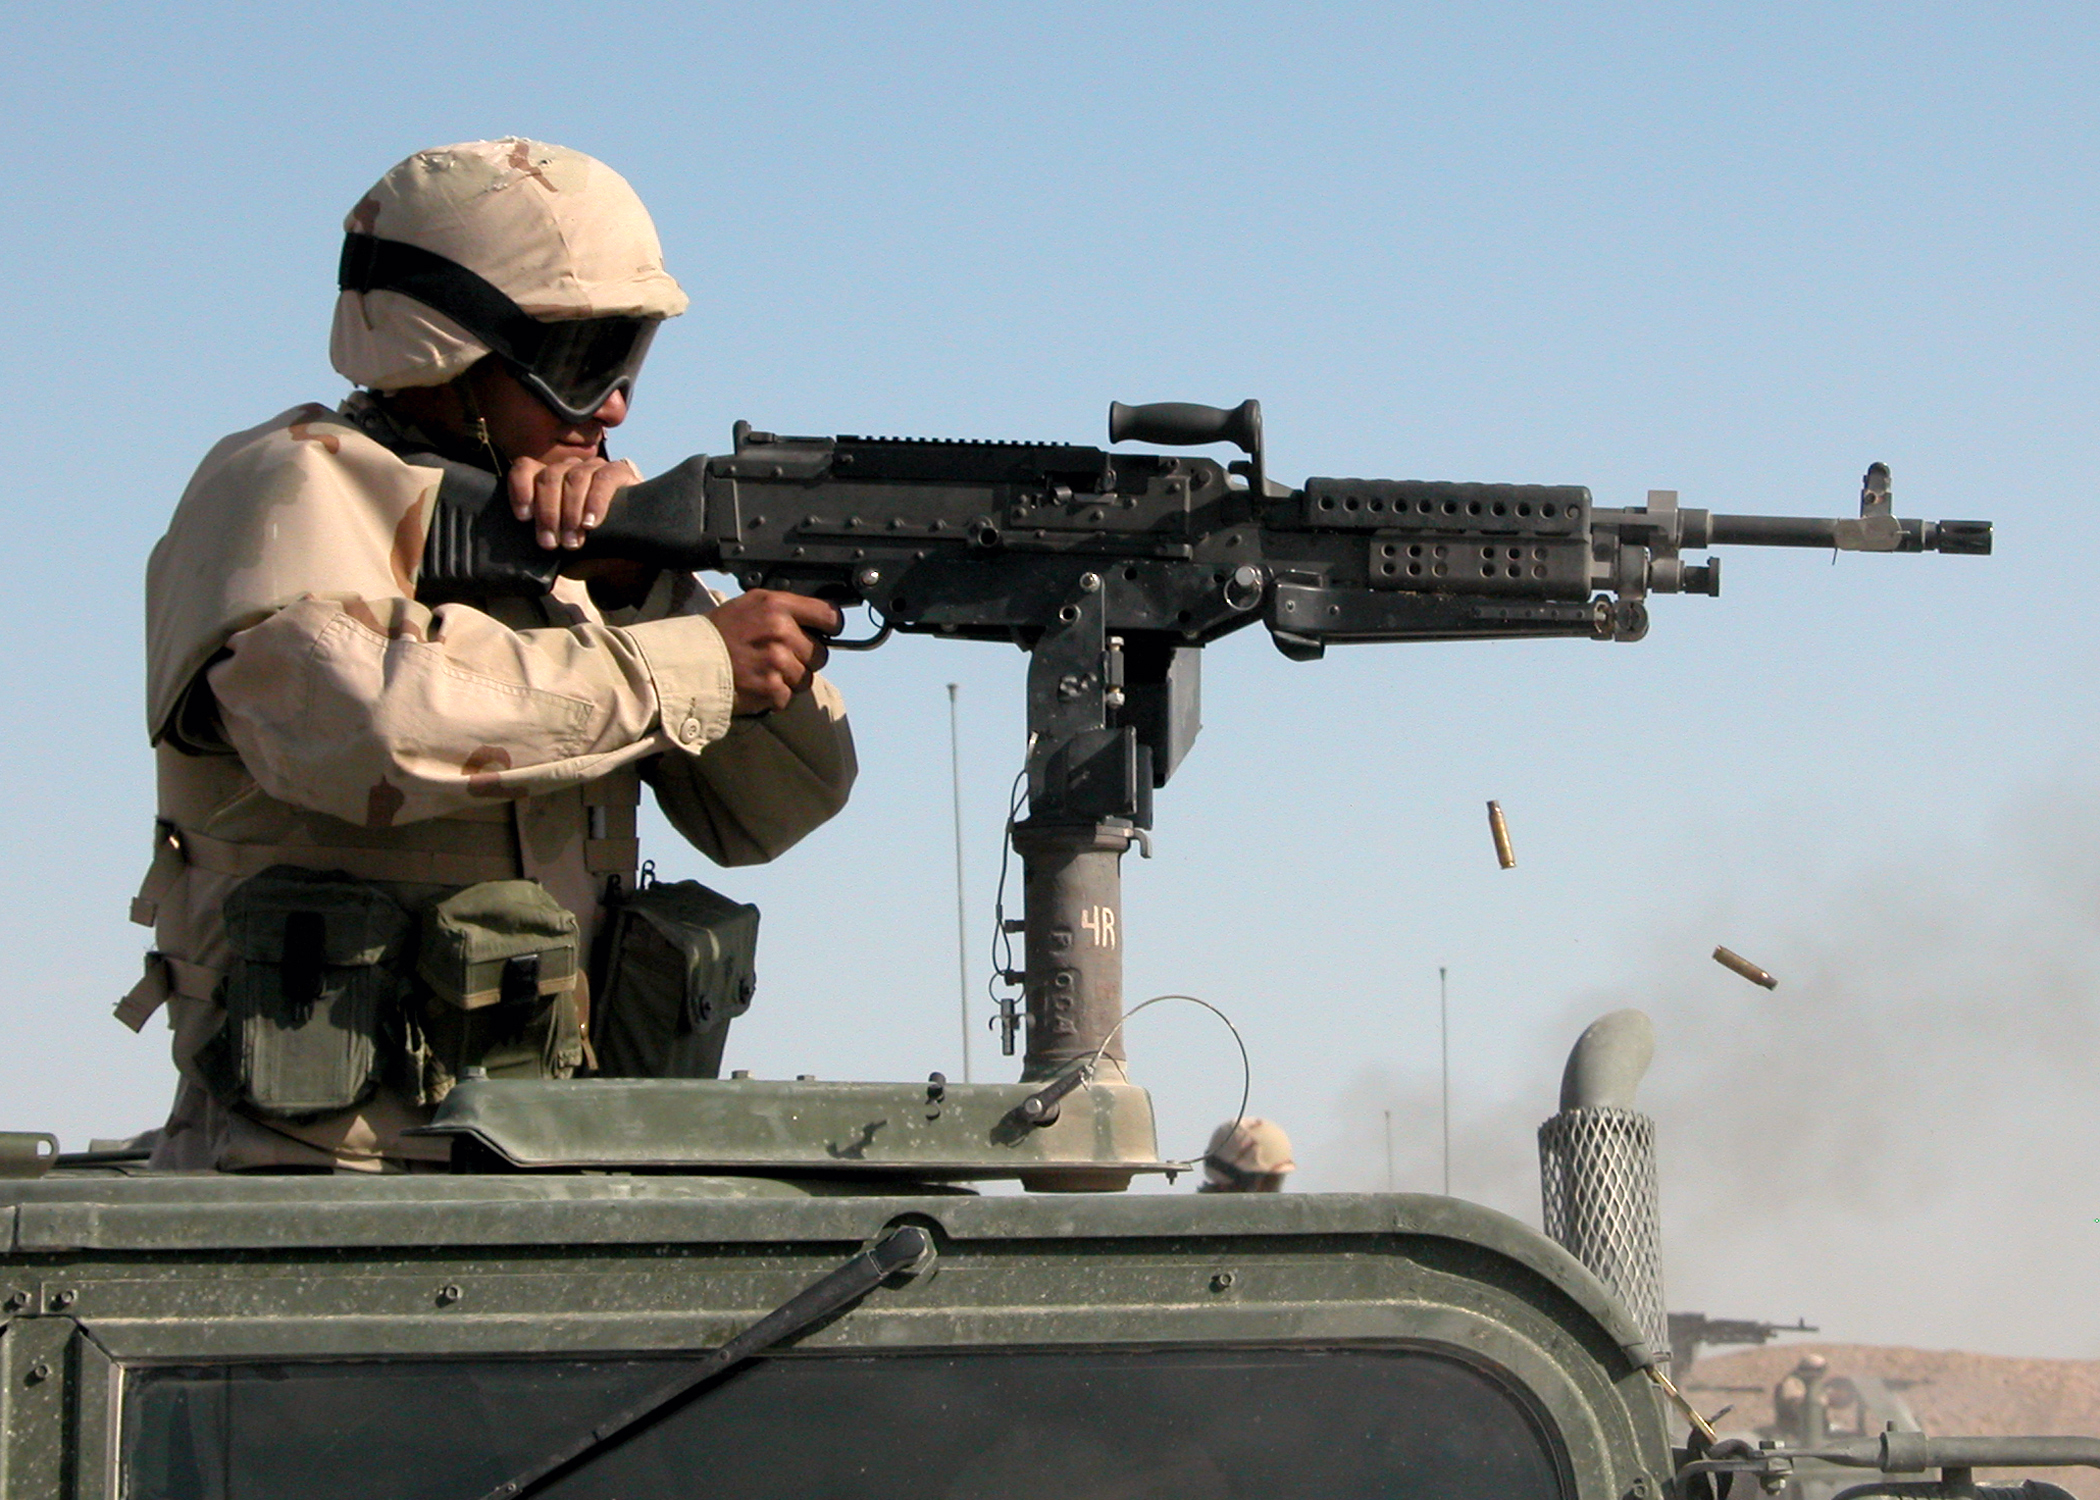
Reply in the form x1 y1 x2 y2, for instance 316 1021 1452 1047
1080 905 1118 949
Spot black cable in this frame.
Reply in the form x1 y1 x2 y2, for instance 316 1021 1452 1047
985 759 1030 1052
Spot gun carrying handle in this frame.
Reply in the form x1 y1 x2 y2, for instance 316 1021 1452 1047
1108 400 1262 457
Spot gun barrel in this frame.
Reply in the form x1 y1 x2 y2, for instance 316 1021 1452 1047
1709 514 1845 548
1708 514 1992 555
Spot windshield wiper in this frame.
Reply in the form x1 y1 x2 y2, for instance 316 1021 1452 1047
476 1223 936 1500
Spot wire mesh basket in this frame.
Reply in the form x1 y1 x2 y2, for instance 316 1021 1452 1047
1539 1105 1668 1362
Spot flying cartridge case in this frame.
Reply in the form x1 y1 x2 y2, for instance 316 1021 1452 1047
1486 801 1516 869
1712 945 1779 990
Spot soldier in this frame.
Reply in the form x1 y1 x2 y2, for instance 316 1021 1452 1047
1770 1353 1831 1446
1198 1117 1296 1192
125 139 855 1171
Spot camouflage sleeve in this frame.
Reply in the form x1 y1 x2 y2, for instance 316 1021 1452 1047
208 593 738 829
643 674 858 866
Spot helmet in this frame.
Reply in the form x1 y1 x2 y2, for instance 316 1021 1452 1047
330 138 688 419
1201 1117 1296 1190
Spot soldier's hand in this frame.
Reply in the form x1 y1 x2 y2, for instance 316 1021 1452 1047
509 455 641 551
709 591 841 715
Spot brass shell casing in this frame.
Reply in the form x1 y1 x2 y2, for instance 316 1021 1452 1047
1712 945 1779 990
1486 801 1516 869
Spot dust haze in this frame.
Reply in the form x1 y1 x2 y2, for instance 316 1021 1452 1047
1307 781 2100 1360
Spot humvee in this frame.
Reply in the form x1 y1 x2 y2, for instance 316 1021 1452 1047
0 1082 1672 1498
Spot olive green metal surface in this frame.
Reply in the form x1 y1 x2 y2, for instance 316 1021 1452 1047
0 1174 1673 1499
414 1075 1171 1177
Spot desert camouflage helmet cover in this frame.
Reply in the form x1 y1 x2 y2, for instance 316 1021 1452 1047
331 138 689 393
1203 1117 1296 1179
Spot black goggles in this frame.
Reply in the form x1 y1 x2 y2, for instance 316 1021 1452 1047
340 232 659 422
504 316 657 423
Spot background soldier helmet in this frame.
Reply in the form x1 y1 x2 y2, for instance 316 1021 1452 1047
1200 1117 1296 1192
329 137 689 409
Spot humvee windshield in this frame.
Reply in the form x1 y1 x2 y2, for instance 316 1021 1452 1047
126 1344 1568 1498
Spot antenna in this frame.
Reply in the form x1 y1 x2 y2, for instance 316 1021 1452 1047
1383 1108 1394 1193
948 684 971 1083
1439 965 1451 1196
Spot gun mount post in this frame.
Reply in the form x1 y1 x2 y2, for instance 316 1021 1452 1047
1014 578 1145 1083
1015 821 1130 1077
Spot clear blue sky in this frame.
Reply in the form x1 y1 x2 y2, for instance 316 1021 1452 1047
6 3 2096 1356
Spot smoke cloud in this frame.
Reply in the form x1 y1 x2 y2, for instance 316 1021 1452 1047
1310 783 2100 1359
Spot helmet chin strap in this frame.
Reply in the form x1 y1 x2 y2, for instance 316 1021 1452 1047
455 369 508 475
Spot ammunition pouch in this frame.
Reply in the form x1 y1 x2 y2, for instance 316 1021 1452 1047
201 867 414 1121
202 870 589 1120
592 879 758 1079
413 880 584 1102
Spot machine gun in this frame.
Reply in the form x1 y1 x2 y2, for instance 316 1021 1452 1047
1667 1311 1819 1371
420 399 1992 1085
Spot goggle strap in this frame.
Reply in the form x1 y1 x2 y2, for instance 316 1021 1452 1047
339 232 548 367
